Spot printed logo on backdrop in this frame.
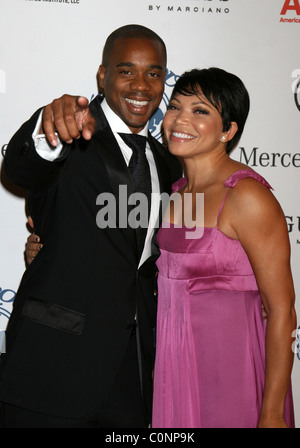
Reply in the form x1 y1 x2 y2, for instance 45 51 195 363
0 287 15 321
292 69 300 112
23 0 80 4
237 69 300 170
239 68 300 249
0 287 16 354
280 0 300 23
239 147 300 169
286 216 300 247
148 0 230 14
239 147 300 246
292 327 300 360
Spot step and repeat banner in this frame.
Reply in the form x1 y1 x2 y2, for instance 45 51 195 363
0 0 300 426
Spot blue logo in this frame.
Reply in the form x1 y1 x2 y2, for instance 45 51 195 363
0 287 16 321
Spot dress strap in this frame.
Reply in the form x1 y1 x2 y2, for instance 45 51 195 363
216 169 272 229
224 169 273 190
172 177 187 192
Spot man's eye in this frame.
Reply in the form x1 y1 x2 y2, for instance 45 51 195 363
148 72 160 78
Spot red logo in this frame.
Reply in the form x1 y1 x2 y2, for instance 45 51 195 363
281 0 300 15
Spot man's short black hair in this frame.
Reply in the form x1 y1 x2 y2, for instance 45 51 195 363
102 24 167 67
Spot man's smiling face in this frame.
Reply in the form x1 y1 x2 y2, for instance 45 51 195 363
98 37 166 134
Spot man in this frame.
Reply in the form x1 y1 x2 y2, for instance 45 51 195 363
0 25 182 428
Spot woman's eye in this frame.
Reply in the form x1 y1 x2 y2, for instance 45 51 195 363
167 105 178 111
195 108 209 115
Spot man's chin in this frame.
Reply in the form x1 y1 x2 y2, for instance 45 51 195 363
123 118 150 133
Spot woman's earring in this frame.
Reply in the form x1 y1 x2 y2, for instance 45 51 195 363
221 136 226 142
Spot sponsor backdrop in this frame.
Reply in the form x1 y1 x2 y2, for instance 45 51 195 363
0 0 299 426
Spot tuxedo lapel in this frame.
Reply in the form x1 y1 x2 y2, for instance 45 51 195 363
93 125 135 200
90 95 135 198
90 97 138 262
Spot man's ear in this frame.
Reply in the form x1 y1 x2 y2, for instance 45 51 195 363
97 65 106 90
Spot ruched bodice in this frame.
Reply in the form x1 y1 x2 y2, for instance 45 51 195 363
157 226 258 290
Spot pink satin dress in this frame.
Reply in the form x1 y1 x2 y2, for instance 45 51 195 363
152 169 294 428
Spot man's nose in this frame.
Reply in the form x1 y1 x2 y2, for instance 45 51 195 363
130 74 151 91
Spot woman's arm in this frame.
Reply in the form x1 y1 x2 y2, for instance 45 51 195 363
229 178 296 428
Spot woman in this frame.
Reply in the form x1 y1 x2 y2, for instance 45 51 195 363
152 68 296 428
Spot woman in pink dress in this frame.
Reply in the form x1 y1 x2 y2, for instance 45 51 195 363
152 68 296 428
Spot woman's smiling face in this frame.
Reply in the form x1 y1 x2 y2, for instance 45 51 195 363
163 92 226 159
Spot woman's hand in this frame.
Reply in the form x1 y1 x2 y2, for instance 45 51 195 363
25 216 42 265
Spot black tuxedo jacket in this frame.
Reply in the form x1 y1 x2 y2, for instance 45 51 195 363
0 95 182 420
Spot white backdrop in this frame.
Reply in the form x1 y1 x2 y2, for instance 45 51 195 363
0 0 299 426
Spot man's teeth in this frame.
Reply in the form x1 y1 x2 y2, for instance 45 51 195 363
172 132 195 139
126 98 149 107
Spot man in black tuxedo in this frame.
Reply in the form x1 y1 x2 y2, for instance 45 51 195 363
0 25 181 428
